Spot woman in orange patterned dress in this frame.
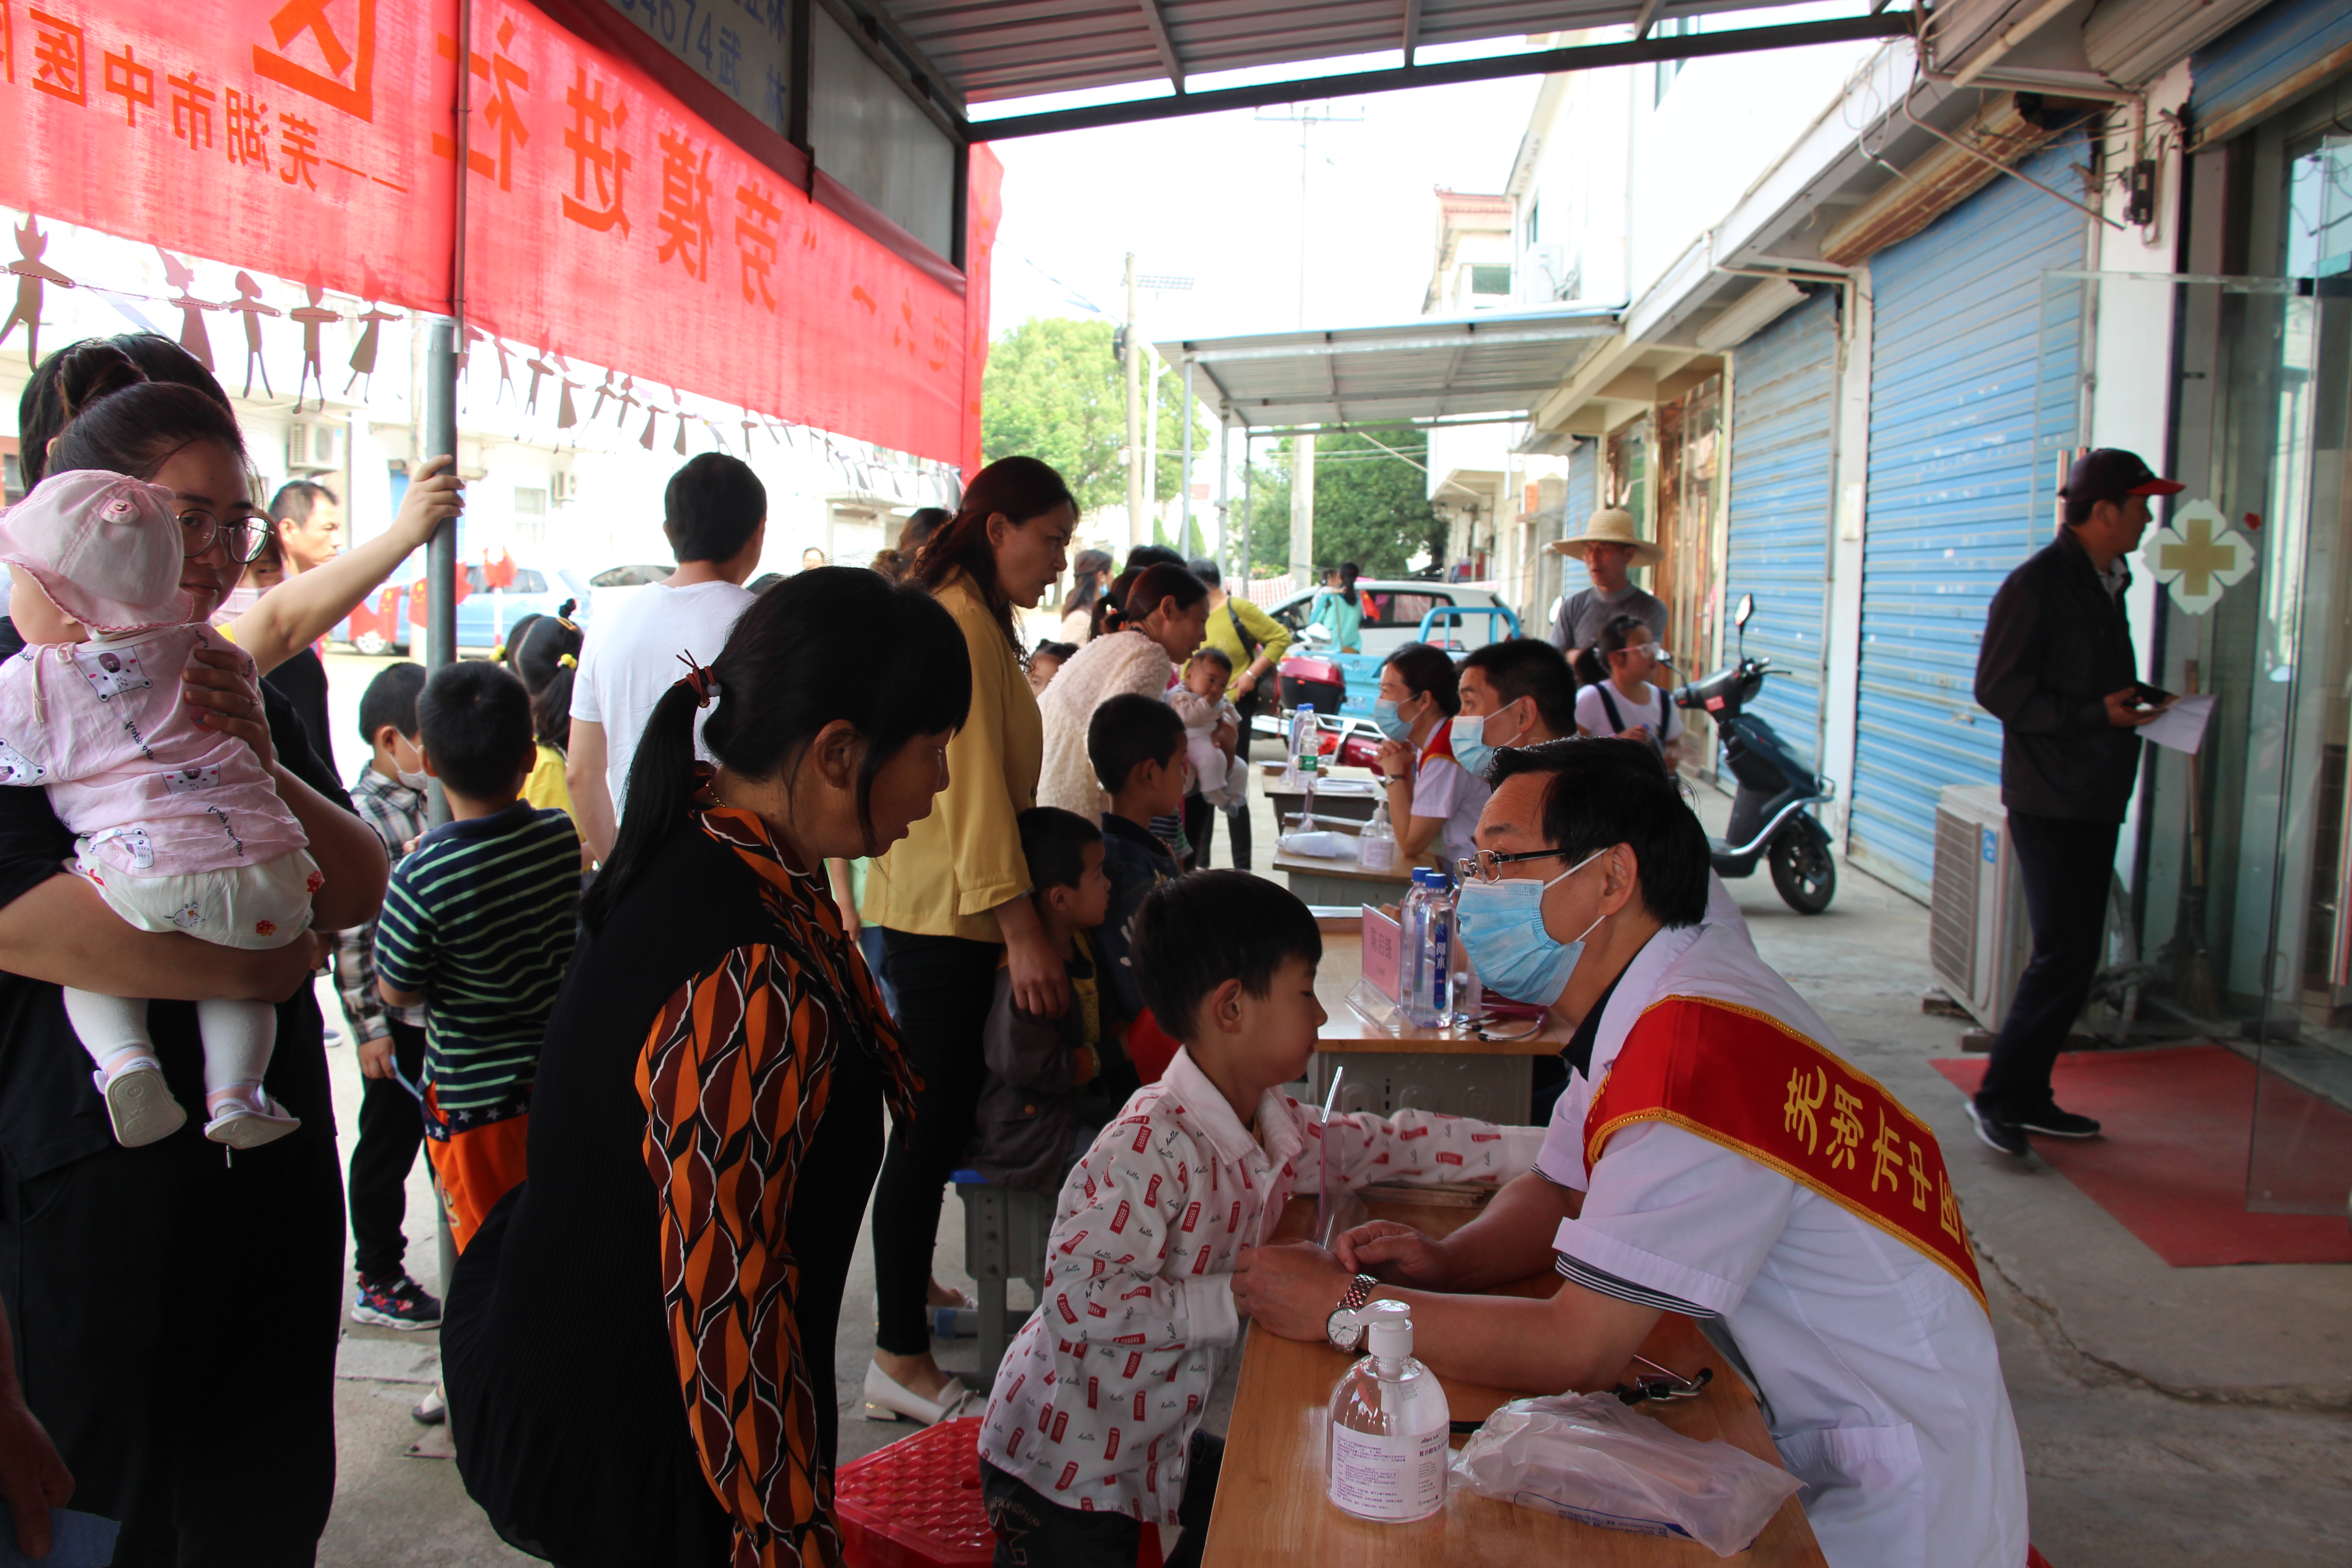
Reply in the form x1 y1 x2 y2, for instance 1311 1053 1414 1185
441 568 973 1568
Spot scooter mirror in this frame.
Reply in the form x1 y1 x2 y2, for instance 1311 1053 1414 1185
1300 622 1334 647
1735 593 1756 630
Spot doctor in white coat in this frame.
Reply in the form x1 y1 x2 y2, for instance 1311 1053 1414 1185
1234 738 2030 1568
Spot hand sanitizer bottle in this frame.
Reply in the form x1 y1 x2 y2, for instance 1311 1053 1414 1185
1357 800 1396 871
1326 1302 1450 1522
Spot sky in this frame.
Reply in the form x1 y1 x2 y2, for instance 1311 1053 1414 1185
981 71 1545 348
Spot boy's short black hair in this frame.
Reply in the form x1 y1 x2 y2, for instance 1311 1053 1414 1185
1460 637 1576 736
1187 646 1233 676
1132 871 1323 1040
1088 693 1186 795
1018 806 1102 894
1485 738 1709 927
416 661 534 800
357 662 427 746
1597 613 1655 659
663 452 766 565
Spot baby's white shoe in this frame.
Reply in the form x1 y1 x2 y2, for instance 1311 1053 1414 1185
203 1087 301 1150
95 1057 186 1147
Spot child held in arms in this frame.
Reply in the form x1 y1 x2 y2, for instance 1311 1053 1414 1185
0 471 320 1148
969 807 1135 1194
977 871 1542 1567
376 661 582 1251
1165 647 1245 812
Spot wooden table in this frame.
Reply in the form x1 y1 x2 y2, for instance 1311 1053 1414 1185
1200 1196 1825 1567
1265 771 1383 828
1311 931 1559 1125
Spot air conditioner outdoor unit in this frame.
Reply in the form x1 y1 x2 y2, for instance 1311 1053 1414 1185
287 421 344 471
550 470 580 505
1929 785 2032 1032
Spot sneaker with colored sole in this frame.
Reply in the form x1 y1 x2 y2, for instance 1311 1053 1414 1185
2017 1103 2101 1139
352 1272 444 1330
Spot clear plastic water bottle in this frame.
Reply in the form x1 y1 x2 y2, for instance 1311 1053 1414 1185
1327 1302 1451 1522
1398 871 1431 1020
1403 871 1451 1028
1357 800 1396 871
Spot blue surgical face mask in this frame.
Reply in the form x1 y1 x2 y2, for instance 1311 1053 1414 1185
1455 850 1607 1004
1449 700 1529 779
1371 696 1414 743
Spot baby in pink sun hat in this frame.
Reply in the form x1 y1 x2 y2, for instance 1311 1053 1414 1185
0 469 318 1150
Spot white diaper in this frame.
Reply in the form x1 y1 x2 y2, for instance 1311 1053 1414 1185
73 842 319 951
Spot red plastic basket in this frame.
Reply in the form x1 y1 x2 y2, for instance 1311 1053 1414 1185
835 1416 1164 1568
837 1418 994 1568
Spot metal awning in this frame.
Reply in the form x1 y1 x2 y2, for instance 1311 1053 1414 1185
1159 308 1618 430
848 2 1919 137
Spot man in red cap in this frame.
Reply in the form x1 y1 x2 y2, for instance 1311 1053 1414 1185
1969 448 2184 1157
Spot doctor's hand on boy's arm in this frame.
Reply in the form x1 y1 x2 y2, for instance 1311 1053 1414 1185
1333 1221 1459 1289
1230 1242 1348 1336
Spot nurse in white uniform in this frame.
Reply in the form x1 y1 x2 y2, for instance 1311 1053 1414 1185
1234 737 2030 1568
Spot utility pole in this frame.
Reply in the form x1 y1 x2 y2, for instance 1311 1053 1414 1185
1179 358 1196 556
1123 253 1142 552
1290 432 1315 587
1143 353 1162 545
1214 412 1229 570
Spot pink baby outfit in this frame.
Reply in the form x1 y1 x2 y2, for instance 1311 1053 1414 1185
0 470 313 1151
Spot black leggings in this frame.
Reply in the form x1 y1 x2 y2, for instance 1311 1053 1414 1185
348 1017 427 1281
871 928 1002 1355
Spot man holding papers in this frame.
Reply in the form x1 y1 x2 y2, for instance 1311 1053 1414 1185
1969 448 2183 1157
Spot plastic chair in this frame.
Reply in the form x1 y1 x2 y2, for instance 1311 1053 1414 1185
837 1416 1164 1568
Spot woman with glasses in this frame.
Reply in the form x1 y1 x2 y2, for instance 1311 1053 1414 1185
18 330 466 701
0 341 396 1563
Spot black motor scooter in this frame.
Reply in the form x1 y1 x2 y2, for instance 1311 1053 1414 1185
1672 593 1839 914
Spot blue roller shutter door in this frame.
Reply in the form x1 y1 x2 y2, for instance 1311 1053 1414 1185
1850 134 2088 894
1723 289 1838 769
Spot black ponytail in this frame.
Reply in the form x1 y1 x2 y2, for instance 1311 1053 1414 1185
581 567 974 932
516 603 584 750
44 342 247 483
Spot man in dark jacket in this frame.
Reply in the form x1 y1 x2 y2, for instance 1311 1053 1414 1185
1969 449 2180 1156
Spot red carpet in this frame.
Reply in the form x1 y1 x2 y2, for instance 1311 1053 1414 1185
1931 1046 2352 1267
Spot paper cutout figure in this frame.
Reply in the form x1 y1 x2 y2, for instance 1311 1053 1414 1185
525 350 554 414
638 400 660 451
613 375 640 429
489 336 518 405
586 368 618 422
157 248 221 371
225 272 280 399
553 352 581 431
289 275 341 412
345 301 399 396
1 216 77 371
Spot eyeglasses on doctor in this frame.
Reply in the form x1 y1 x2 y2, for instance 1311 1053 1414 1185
1453 847 1584 884
178 507 270 566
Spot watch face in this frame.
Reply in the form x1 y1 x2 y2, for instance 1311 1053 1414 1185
1325 1307 1360 1351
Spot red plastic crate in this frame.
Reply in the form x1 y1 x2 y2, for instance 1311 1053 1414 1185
835 1417 1162 1568
837 1418 993 1568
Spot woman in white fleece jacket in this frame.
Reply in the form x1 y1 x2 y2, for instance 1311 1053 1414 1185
1034 564 1212 819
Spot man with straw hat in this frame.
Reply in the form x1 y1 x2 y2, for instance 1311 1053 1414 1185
1546 507 1667 665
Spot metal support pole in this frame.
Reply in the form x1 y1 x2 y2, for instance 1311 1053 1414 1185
1143 354 1161 545
1179 358 1196 555
1289 432 1315 588
1215 416 1230 571
1240 436 1254 583
1123 254 1142 552
423 0 472 831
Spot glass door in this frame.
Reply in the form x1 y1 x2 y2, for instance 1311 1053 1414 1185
2038 258 2347 1214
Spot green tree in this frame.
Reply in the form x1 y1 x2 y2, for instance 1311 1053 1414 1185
1231 427 1446 579
980 316 1210 515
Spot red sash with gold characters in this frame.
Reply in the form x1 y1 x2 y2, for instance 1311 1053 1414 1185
1585 995 1987 1313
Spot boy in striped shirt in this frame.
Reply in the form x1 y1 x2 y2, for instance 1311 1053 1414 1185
377 662 580 1251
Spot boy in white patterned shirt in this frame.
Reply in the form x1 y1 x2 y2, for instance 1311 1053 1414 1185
977 871 1541 1567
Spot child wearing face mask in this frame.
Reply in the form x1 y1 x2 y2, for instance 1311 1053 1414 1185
0 471 322 1151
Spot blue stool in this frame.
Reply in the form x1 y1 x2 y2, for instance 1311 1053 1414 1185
947 1168 1053 1389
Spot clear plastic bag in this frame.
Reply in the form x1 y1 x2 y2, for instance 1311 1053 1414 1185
1449 1392 1804 1557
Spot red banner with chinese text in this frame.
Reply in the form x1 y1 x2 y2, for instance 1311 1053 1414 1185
0 0 995 468
1586 995 1989 1313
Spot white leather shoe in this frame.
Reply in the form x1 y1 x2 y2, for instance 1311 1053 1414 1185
862 1360 981 1425
97 1060 186 1148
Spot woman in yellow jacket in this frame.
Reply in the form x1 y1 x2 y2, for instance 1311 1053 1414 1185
862 457 1077 1424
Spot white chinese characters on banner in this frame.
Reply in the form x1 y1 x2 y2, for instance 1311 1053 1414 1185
2142 500 2254 615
